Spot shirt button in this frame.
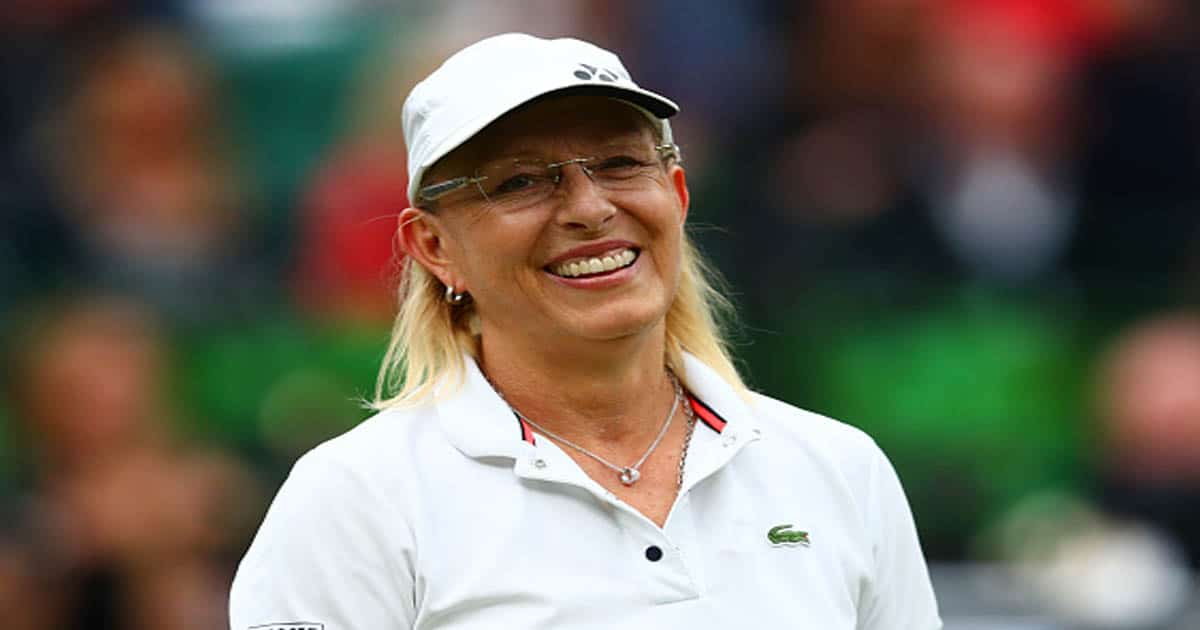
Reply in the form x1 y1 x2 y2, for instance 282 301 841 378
645 545 663 562
722 434 737 447
533 458 547 469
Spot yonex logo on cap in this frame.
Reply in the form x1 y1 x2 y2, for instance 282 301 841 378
573 63 620 82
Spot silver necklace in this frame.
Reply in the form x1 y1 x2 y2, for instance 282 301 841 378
509 373 683 486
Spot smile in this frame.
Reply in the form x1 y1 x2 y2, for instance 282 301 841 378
549 248 639 278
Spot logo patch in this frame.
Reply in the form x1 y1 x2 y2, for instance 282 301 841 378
249 624 324 630
767 524 811 546
573 63 621 82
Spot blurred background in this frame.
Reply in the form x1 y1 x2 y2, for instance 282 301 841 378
1 0 1198 628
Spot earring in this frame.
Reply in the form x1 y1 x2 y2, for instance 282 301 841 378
444 284 469 305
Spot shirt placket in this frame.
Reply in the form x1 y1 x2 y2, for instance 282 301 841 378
513 439 703 604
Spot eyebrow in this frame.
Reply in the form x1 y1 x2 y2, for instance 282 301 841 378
475 137 651 169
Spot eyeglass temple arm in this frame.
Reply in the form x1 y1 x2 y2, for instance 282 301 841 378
418 175 487 203
657 143 682 164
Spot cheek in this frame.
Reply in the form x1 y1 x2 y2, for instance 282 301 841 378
450 215 543 286
663 241 685 292
643 201 685 263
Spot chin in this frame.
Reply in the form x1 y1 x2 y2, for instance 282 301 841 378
561 298 670 342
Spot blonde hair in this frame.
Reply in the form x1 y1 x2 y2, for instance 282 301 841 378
371 230 745 409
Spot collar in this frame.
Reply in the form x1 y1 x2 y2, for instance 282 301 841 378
435 354 537 460
435 352 761 460
678 352 760 441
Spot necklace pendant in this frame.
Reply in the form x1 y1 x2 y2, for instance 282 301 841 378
619 467 641 485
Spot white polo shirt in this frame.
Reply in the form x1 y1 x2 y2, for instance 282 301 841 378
230 353 942 629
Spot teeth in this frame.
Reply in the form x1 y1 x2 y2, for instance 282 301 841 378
551 248 637 278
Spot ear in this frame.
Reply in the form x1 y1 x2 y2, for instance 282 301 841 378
397 207 464 290
669 165 690 224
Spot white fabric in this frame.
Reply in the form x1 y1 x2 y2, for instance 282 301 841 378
230 354 942 629
402 33 678 205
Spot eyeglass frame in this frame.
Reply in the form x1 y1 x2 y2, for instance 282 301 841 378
415 142 682 208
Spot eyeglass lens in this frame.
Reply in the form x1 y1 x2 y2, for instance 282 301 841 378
472 147 666 211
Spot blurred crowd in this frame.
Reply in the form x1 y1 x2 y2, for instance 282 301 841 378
1 0 1198 627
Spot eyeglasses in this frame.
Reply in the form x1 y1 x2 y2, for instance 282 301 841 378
417 143 681 212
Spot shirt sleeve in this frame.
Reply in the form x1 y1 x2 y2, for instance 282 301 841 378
857 443 943 630
229 449 416 630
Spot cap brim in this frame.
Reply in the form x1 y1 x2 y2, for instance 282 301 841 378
533 84 678 119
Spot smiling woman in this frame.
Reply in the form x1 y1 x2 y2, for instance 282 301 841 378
407 97 688 367
230 33 942 630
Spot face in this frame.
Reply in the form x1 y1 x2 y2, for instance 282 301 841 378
400 96 689 350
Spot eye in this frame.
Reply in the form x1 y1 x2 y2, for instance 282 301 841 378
480 159 556 200
492 174 539 195
591 155 653 179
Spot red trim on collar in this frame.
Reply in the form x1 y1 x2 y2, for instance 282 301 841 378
688 394 727 433
516 415 537 445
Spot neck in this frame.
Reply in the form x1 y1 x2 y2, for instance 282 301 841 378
478 322 675 447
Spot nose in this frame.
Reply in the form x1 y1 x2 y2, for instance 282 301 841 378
553 162 616 231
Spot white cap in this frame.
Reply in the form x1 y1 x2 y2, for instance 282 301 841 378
402 33 679 206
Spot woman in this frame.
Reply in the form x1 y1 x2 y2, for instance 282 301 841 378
230 33 941 629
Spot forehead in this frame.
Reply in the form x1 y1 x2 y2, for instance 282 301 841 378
431 96 656 175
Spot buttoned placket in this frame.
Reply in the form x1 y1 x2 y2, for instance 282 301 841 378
511 422 763 605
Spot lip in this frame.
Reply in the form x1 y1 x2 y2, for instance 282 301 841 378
544 252 640 289
544 240 639 267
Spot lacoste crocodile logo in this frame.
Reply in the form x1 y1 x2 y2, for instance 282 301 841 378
767 524 811 546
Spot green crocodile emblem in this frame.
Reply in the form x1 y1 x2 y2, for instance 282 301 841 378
767 524 811 546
